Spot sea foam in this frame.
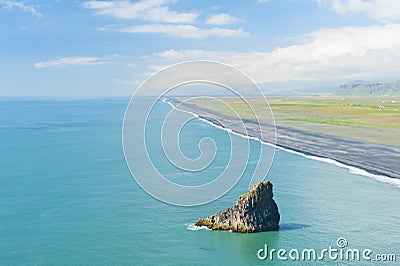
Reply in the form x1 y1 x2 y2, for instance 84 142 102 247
164 99 400 189
186 223 211 231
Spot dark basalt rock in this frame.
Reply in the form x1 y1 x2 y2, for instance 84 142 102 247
195 181 280 233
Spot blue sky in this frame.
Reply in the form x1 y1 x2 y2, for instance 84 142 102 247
1 0 400 96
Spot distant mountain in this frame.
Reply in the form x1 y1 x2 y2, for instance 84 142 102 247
336 80 400 95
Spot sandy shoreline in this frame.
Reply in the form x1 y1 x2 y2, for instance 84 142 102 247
166 98 400 180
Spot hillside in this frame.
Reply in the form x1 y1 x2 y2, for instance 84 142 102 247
337 81 400 95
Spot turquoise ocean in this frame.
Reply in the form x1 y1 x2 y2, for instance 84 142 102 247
1 98 399 265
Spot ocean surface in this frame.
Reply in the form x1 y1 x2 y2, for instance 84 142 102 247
1 98 399 265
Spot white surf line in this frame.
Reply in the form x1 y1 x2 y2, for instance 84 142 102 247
274 145 400 189
163 98 400 189
186 223 211 231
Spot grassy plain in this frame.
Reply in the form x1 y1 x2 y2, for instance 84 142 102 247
185 95 400 146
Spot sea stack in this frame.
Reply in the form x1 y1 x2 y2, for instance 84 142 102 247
195 181 280 233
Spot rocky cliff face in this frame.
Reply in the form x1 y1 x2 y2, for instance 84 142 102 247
195 181 280 233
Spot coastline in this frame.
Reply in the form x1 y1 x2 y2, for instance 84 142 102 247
164 98 400 188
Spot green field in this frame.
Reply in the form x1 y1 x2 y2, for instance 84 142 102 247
185 96 400 146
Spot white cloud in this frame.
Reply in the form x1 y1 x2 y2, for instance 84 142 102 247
148 23 400 83
34 56 113 68
118 24 249 38
1 0 42 17
83 1 248 39
318 0 400 20
206 13 239 25
82 0 198 23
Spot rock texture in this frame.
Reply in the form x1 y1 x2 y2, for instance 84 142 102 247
195 181 280 233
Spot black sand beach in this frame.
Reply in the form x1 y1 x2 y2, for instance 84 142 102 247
168 99 400 179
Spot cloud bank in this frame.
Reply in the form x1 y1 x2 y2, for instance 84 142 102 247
149 23 400 83
82 0 248 38
318 0 400 20
82 0 198 23
118 24 248 38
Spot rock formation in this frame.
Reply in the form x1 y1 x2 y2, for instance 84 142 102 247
195 181 280 233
